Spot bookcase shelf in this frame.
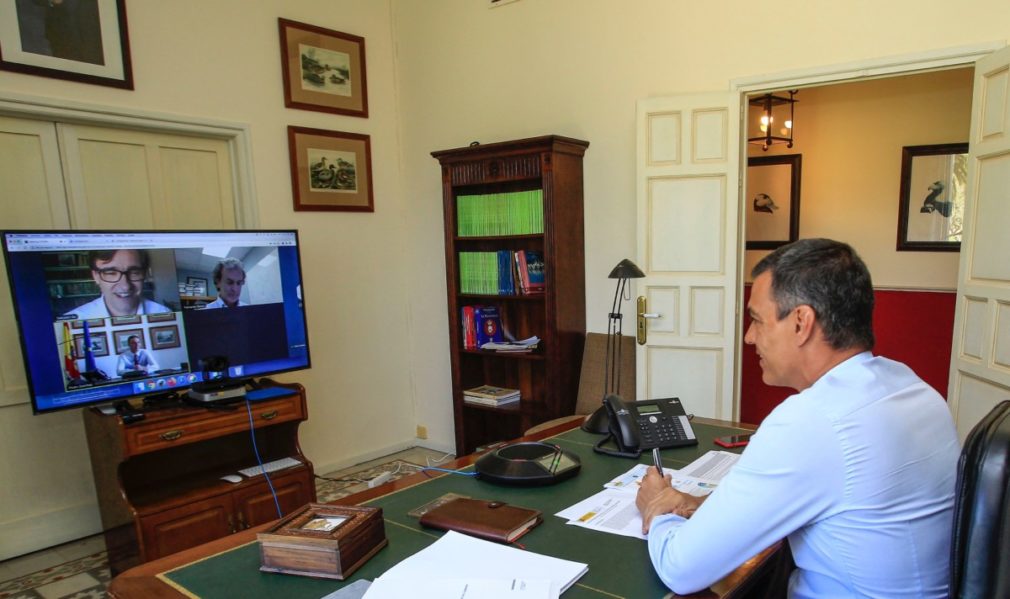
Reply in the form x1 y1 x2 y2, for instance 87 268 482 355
433 135 588 455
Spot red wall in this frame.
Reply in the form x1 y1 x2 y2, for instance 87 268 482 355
739 286 955 425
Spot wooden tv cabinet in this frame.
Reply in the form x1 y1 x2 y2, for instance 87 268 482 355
82 380 315 575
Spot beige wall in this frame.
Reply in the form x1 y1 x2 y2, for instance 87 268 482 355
392 0 1009 445
1 0 1008 556
743 68 973 287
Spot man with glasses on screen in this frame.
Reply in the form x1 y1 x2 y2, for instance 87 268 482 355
62 249 170 319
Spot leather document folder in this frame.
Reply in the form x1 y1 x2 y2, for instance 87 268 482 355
419 498 542 544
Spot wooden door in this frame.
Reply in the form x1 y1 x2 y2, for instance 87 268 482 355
139 495 234 560
635 93 741 420
57 124 237 229
947 45 1010 439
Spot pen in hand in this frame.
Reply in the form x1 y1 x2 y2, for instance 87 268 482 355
652 447 664 476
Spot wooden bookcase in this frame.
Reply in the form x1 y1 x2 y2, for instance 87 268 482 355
432 135 588 455
82 380 315 575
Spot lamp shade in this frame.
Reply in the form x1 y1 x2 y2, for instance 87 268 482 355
608 259 645 279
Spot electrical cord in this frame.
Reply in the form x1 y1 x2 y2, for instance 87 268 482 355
244 397 282 519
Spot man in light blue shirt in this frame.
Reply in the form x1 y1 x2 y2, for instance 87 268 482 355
637 239 959 598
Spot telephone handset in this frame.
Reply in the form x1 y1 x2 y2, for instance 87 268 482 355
594 394 698 459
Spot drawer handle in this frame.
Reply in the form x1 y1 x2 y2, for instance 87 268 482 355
160 430 184 441
260 410 279 421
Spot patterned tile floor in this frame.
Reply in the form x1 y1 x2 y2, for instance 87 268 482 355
0 447 452 599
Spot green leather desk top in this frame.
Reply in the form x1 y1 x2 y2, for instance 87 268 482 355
162 422 750 599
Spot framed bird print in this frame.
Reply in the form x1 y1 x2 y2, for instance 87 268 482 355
287 126 374 212
897 143 967 252
745 154 802 250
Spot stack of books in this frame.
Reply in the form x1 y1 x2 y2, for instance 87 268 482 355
458 250 545 296
479 336 540 353
463 385 520 407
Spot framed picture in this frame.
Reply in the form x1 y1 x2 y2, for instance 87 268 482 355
149 325 180 350
111 315 141 326
0 0 133 89
278 18 368 118
113 328 144 354
73 331 109 357
186 277 208 296
896 143 968 252
71 318 105 330
745 154 802 250
146 312 176 323
288 126 374 212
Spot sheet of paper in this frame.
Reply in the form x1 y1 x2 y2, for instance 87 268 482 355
372 530 586 596
555 488 647 539
679 450 740 480
603 463 724 497
363 577 555 599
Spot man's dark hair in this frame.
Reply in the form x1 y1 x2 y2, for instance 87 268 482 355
88 249 150 271
752 238 874 351
212 258 245 286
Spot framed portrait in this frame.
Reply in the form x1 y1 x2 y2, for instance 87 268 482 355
186 277 208 296
113 328 144 354
111 315 141 326
71 318 105 330
278 18 368 118
146 312 176 323
73 331 109 357
896 143 967 252
288 126 374 212
0 0 133 89
149 325 180 350
745 154 802 250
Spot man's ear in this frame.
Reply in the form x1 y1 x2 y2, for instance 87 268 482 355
793 305 817 344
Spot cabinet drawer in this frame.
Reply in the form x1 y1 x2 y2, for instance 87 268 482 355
125 395 305 455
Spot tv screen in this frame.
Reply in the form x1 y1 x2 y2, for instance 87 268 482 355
2 230 311 414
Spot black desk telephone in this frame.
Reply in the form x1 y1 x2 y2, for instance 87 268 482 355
594 394 698 458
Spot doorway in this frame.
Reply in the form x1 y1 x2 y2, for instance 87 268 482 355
738 68 973 424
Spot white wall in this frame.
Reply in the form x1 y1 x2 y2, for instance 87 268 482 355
391 0 1010 449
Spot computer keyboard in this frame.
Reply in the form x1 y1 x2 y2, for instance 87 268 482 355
237 456 302 478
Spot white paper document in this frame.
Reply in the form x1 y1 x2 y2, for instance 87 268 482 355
556 450 741 538
362 530 587 599
364 577 554 599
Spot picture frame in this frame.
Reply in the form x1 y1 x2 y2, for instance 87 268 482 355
896 143 968 252
278 18 368 118
146 312 176 323
288 126 374 212
73 331 109 357
71 318 105 330
0 0 133 89
149 325 180 350
111 315 141 326
745 154 802 250
113 328 144 354
186 277 208 297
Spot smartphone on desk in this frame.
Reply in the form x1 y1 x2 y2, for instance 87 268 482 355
714 433 752 448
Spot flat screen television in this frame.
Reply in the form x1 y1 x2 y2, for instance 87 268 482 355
2 230 311 414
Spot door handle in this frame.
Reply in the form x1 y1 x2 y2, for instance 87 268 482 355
637 297 662 345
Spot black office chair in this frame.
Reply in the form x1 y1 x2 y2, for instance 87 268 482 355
949 400 1010 599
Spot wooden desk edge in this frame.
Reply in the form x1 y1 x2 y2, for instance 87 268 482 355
109 417 778 598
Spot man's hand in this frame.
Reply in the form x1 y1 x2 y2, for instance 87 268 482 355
636 468 704 534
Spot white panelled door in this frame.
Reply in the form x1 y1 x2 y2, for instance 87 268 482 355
58 124 237 230
635 93 741 420
0 116 70 407
948 45 1010 439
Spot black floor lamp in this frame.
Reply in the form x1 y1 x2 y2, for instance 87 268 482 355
582 258 645 434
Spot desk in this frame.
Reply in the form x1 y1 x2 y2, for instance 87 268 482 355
109 418 785 598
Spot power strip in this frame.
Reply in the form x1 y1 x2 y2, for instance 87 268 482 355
368 471 393 488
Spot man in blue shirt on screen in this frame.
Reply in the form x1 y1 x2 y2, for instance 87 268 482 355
636 238 959 598
63 249 170 319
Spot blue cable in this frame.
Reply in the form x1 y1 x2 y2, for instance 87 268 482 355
420 467 479 477
245 398 283 519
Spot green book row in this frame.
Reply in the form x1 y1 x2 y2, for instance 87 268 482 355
456 190 544 237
